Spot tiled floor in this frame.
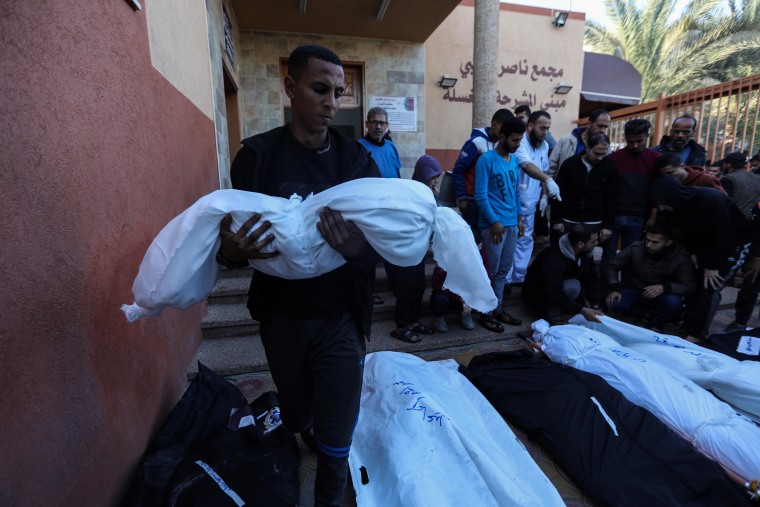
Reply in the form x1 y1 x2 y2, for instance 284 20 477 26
227 303 759 507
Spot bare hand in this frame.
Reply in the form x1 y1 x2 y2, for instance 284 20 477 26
517 219 525 238
219 213 279 262
691 255 699 269
317 207 368 260
599 228 612 243
581 306 604 323
742 256 760 283
703 269 724 290
457 199 469 216
605 291 621 309
552 223 564 233
490 222 505 244
642 285 664 298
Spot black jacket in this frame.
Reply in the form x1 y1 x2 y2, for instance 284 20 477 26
231 125 381 337
522 234 603 313
604 241 696 297
652 137 707 167
553 154 618 228
650 175 760 270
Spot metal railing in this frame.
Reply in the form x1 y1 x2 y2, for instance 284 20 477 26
581 75 760 163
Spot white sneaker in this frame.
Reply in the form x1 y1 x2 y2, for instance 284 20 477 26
433 315 448 333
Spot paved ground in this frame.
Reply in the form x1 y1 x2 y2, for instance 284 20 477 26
227 301 759 507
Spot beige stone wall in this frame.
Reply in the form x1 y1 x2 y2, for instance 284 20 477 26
425 4 585 156
146 0 213 119
237 32 426 177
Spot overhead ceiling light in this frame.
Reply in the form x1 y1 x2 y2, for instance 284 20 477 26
439 76 458 88
554 83 573 94
553 12 569 27
377 0 390 21
299 0 307 14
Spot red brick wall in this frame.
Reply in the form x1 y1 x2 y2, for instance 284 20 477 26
0 1 217 504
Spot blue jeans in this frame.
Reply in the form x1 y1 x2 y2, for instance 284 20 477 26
611 288 684 327
601 215 646 278
481 225 518 312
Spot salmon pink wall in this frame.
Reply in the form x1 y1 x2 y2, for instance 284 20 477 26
0 1 217 505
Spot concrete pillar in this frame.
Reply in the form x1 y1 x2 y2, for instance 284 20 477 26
472 0 500 129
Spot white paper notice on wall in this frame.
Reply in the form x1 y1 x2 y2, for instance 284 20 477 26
737 336 760 356
370 95 417 132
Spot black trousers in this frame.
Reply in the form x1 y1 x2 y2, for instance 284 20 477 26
384 260 426 328
683 242 751 338
259 312 366 507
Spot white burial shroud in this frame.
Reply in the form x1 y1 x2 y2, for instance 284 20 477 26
531 319 760 483
121 178 497 322
568 314 760 421
348 351 564 507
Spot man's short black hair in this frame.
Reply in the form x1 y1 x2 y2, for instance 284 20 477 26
499 117 527 137
646 222 674 239
654 152 683 172
568 224 596 246
624 118 651 137
528 110 550 125
586 133 610 150
491 108 515 124
588 109 610 123
671 115 698 130
288 45 342 80
514 105 531 116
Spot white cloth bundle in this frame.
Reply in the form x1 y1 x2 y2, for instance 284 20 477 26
531 319 760 482
122 178 497 322
348 352 564 507
569 315 760 420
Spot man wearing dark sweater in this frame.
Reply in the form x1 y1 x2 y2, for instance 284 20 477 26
552 133 618 243
218 45 380 507
603 119 660 268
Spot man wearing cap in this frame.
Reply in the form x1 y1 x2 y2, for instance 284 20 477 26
719 151 760 332
652 115 707 166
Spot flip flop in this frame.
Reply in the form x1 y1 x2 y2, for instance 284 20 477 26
494 311 521 326
411 322 435 335
390 326 421 343
479 315 504 333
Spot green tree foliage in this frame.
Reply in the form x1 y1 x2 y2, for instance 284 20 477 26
585 0 760 101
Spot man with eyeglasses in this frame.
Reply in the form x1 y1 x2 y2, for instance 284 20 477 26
357 107 401 178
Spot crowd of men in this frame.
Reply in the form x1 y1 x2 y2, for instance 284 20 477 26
213 45 760 506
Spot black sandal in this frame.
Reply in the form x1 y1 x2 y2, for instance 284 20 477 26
391 326 421 343
373 294 384 305
494 311 521 326
479 315 504 333
411 322 435 335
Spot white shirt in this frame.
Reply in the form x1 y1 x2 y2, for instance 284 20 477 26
514 133 550 208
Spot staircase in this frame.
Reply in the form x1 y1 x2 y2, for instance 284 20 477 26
189 253 535 377
189 250 745 378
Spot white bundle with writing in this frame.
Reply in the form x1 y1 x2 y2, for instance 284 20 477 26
531 319 760 483
122 178 497 322
348 352 564 507
569 315 760 421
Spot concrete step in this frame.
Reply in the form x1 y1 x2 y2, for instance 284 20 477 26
191 285 744 378
202 287 443 339
190 302 535 377
210 262 437 304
